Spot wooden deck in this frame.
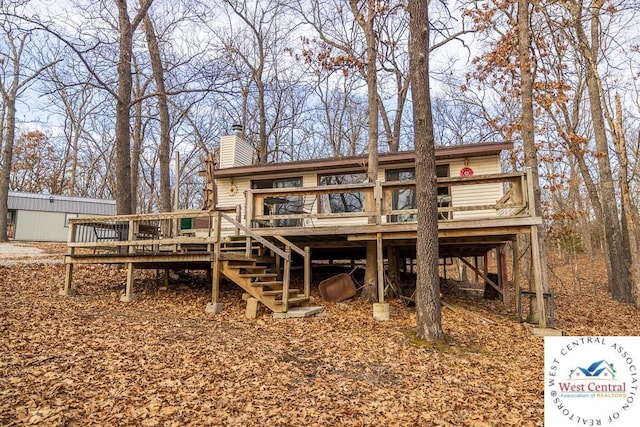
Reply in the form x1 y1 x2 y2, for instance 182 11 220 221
60 171 544 320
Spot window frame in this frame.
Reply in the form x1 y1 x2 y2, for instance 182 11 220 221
317 171 367 214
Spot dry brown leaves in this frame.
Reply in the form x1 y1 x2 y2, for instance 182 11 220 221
1 248 636 426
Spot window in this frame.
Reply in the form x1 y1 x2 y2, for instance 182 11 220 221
319 172 366 213
386 169 417 222
386 165 451 222
252 177 303 227
436 165 451 219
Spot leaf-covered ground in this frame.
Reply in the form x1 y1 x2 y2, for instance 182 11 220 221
1 244 637 426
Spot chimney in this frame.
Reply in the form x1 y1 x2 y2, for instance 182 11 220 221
219 124 253 169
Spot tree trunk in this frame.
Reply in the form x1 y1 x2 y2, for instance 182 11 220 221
142 11 172 212
409 0 444 342
113 0 154 215
350 0 380 299
611 93 640 307
572 3 632 302
0 95 17 242
517 0 550 322
115 0 136 215
131 83 143 211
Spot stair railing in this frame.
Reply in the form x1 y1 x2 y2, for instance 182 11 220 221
219 212 299 308
274 236 311 299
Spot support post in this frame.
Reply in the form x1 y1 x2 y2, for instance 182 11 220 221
513 241 522 321
499 244 509 308
59 263 76 296
388 247 400 295
120 262 136 302
474 256 479 283
235 204 242 235
282 247 291 312
162 268 170 289
374 232 390 321
374 180 383 225
60 223 77 296
376 233 384 303
245 190 253 228
483 252 489 286
304 246 311 298
206 212 223 313
531 225 546 328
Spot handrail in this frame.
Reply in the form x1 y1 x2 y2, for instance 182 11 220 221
219 212 289 260
247 172 532 226
68 209 216 224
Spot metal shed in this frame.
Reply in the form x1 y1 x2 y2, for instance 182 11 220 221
7 192 116 242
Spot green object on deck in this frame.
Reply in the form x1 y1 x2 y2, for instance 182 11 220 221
181 218 193 230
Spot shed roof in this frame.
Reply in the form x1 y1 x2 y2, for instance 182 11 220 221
8 192 116 216
213 142 512 178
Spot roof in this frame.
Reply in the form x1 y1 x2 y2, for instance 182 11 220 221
214 142 512 178
8 192 116 216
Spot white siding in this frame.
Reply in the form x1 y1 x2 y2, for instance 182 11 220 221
219 135 253 168
216 177 251 210
449 156 503 219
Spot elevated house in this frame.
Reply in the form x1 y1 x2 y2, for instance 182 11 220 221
61 129 547 326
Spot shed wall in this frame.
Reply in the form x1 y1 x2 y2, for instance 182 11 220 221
13 210 69 242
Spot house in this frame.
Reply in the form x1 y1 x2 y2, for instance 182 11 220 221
60 129 547 326
7 192 116 242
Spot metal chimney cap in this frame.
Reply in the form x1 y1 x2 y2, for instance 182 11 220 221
232 123 243 133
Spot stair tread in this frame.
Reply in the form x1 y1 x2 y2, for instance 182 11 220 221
250 280 282 285
273 296 309 305
238 266 267 272
220 253 256 262
239 273 277 278
262 289 300 296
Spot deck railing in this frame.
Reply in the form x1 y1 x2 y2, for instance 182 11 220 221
67 209 223 254
65 208 311 309
245 171 531 228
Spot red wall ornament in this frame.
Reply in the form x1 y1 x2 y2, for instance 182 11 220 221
459 166 474 177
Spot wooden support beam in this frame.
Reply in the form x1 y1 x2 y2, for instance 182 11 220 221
483 252 489 287
455 255 502 294
120 262 136 302
212 242 221 305
283 247 291 312
498 245 509 308
531 225 547 328
59 263 76 296
513 241 521 319
304 246 311 299
474 256 479 283
388 247 399 286
377 233 384 303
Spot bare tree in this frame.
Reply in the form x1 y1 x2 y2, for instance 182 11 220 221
568 1 632 302
112 0 154 214
409 0 444 342
517 0 549 324
0 4 59 241
141 5 171 212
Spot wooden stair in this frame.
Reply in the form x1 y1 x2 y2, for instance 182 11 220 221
219 241 308 313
